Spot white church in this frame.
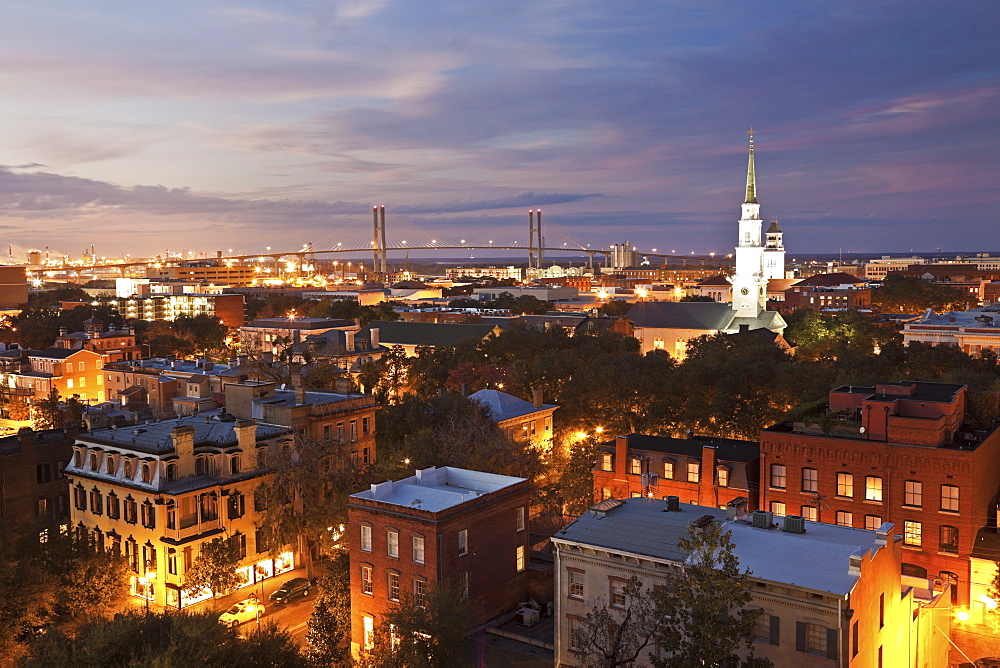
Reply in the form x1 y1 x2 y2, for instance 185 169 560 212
628 133 788 359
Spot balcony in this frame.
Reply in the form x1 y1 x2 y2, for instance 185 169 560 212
163 517 222 542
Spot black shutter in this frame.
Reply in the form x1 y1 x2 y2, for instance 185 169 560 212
826 627 838 660
796 621 806 652
769 615 780 646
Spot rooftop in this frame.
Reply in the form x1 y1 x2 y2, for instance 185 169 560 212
554 497 891 596
906 306 1000 329
468 389 557 422
79 416 290 455
604 434 759 463
351 466 526 513
245 317 353 330
360 320 499 347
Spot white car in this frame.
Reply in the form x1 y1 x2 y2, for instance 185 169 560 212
218 597 265 627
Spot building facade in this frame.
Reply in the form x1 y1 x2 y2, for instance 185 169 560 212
347 467 531 656
760 381 1000 606
468 388 558 447
64 417 296 609
0 428 73 547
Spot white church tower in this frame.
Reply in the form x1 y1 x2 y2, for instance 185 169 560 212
731 131 768 317
763 219 785 280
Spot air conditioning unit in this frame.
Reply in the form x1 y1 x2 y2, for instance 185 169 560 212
783 515 806 534
664 496 680 512
751 510 774 529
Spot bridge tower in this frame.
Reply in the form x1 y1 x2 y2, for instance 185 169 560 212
527 209 544 270
372 206 388 277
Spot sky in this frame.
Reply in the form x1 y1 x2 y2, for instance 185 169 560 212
0 1 998 262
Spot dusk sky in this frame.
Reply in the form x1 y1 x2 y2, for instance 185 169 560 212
1 1 997 261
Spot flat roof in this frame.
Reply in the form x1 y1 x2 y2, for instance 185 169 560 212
554 497 891 596
351 466 525 513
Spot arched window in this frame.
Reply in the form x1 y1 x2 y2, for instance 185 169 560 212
74 450 82 467
195 457 207 475
89 452 98 472
124 460 134 479
939 571 960 605
141 463 152 483
230 456 241 475
939 526 959 554
106 456 117 475
901 563 927 579
166 464 177 482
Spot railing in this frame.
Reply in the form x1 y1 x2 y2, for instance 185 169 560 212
163 517 222 541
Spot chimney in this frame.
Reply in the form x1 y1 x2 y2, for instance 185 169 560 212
533 388 543 408
290 363 303 390
59 326 68 336
203 361 213 372
738 323 749 333
345 330 355 351
848 549 865 575
370 327 379 348
335 376 352 394
171 425 196 477
17 427 35 448
295 386 307 405
234 420 256 456
459 382 471 397
237 355 247 366
228 359 239 369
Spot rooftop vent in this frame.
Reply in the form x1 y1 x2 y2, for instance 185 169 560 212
664 496 680 512
591 498 623 518
751 510 774 529
783 515 806 534
690 514 716 530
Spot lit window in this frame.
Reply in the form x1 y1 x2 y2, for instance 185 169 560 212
801 468 818 493
629 457 642 475
516 545 525 572
770 501 786 516
836 511 853 527
458 529 468 556
801 506 817 522
361 565 373 595
360 525 371 552
412 535 424 564
569 571 584 599
387 530 398 558
717 468 729 487
387 572 400 601
903 520 922 547
600 453 613 472
941 485 959 512
663 461 674 479
837 472 853 498
865 515 882 531
687 462 700 483
770 464 786 489
904 480 922 508
865 476 883 502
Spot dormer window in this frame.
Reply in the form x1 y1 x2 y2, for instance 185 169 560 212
141 463 152 483
123 460 134 479
166 464 177 482
195 457 207 475
89 453 98 472
230 456 241 475
74 450 82 467
106 456 117 475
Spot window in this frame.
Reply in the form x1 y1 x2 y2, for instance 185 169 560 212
141 500 155 529
227 493 245 519
940 526 959 554
106 457 117 475
230 456 241 475
516 545 525 572
801 505 817 522
350 420 358 442
79 361 85 371
67 379 74 389
941 485 959 512
901 562 927 578
904 480 922 508
879 592 885 628
361 565 373 595
413 579 426 607
79 377 86 387
363 615 374 650
459 571 469 599
360 525 372 552
107 492 120 519
717 468 729 487
124 496 137 523
836 511 853 527
89 452 98 471
754 615 778 644
569 618 584 652
516 507 525 532
195 457 207 475
166 464 177 482
836 472 854 497
939 571 960 605
610 580 626 608
600 452 613 472
363 417 371 435
629 457 642 475
687 462 700 483
458 529 468 556
141 463 152 483
387 571 400 601
569 570 584 599
387 530 399 558
663 461 674 479
168 549 178 576
805 622 828 655
36 463 51 484
903 520 922 547
35 498 49 517
770 464 786 489
865 476 883 502
865 514 882 531
412 535 424 564
630 491 642 499
770 501 786 516
801 468 818 493
601 487 612 500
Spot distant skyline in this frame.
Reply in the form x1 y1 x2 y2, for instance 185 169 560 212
1 2 997 260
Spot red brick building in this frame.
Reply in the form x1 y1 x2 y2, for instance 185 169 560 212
594 434 760 510
347 467 530 656
760 381 1000 605
0 428 73 547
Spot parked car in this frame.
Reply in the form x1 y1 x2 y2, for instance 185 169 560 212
269 577 312 605
218 597 265 626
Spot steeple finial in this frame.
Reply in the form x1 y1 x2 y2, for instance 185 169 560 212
744 129 757 204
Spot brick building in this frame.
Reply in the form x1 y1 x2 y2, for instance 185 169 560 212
21 348 105 403
0 428 73 547
760 381 1000 605
468 388 558 447
0 265 28 309
347 467 531 656
593 434 760 510
54 317 143 364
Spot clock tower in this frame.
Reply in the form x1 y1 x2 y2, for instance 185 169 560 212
730 131 768 318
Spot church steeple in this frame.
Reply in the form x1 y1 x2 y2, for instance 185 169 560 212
744 129 757 204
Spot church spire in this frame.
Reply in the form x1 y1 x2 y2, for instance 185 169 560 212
744 129 757 204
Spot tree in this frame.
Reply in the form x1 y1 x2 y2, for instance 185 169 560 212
359 581 473 668
0 553 57 661
987 563 1000 632
255 438 360 578
358 345 408 401
6 396 31 421
599 300 633 317
183 536 243 598
872 274 976 313
651 521 769 668
24 609 306 666
306 550 351 665
573 576 661 668
32 388 63 430
679 294 715 302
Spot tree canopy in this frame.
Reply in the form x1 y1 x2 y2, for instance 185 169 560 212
872 274 977 313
